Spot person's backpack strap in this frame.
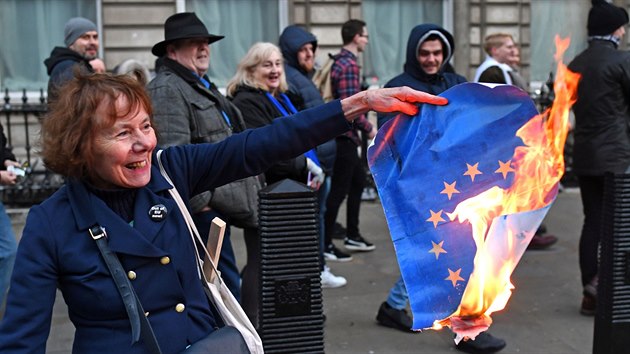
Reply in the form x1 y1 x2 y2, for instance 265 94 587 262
312 53 336 102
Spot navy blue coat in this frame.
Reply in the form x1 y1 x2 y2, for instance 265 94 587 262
0 100 348 354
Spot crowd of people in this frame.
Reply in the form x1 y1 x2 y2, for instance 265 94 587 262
0 0 627 352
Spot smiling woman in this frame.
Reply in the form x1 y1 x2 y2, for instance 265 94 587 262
0 71 446 353
226 42 316 188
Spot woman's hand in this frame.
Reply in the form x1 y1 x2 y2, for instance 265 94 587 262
306 158 324 191
341 86 448 122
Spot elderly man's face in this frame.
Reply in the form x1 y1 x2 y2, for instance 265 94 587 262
168 38 210 76
69 31 99 60
90 97 157 189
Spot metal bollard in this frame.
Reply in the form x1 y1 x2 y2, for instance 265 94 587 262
593 173 630 354
258 178 324 354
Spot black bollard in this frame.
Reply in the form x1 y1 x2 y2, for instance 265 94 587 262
258 178 324 354
593 173 630 354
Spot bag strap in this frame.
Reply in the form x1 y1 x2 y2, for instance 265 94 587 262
155 150 221 285
88 225 163 354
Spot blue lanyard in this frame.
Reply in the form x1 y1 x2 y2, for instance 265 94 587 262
221 111 232 128
265 92 320 167
265 92 298 117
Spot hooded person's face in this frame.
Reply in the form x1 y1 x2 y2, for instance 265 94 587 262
417 39 443 75
297 43 315 72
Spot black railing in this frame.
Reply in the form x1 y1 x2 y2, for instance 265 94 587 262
1 89 64 206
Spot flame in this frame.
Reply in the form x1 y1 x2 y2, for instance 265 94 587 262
434 36 580 338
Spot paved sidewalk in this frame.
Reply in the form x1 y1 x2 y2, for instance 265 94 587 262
5 188 591 353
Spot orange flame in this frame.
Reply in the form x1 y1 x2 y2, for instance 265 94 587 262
434 36 580 338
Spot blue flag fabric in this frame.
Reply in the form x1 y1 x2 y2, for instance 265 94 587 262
368 83 552 329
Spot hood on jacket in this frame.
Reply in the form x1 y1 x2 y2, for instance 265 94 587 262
44 47 86 75
279 25 318 74
403 24 455 81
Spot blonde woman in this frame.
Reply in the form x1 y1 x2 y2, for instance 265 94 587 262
227 42 349 292
227 42 324 189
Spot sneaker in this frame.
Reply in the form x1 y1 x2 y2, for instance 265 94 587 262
527 234 558 250
455 332 506 354
361 187 377 201
323 243 353 262
376 302 413 332
321 266 347 288
344 234 375 251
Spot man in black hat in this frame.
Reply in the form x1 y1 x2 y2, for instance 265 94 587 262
568 0 630 316
147 12 256 318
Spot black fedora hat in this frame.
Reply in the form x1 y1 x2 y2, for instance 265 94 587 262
152 12 224 57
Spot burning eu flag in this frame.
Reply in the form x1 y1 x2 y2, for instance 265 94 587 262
368 82 560 334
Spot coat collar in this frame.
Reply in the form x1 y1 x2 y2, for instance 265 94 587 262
67 162 178 257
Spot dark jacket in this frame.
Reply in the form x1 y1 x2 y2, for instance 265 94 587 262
279 25 337 175
0 124 16 166
0 99 349 354
44 47 94 103
147 58 249 214
230 85 308 184
568 39 630 175
377 24 467 128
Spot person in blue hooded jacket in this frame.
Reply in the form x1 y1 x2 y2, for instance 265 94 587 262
375 24 506 354
279 25 347 288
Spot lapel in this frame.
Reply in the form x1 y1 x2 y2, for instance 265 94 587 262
67 172 177 258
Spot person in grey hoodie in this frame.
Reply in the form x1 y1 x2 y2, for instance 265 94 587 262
279 25 347 288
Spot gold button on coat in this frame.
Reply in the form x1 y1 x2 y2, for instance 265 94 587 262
175 303 185 313
127 271 136 280
160 256 170 265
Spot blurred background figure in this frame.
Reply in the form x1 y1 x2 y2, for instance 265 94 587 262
0 122 19 313
278 25 346 288
568 0 630 316
113 59 151 85
44 17 99 102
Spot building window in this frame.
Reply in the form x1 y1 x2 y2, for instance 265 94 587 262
0 0 97 91
530 0 589 85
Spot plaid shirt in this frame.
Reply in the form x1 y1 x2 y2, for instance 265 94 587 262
331 48 373 146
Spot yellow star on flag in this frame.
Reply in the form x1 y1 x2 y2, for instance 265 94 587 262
440 181 460 200
445 268 465 287
426 210 445 228
464 162 483 182
495 160 516 179
428 240 447 260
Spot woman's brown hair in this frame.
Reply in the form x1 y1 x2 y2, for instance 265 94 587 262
42 71 153 179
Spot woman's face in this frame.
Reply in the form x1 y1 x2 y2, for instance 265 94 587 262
252 51 283 92
90 97 157 189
